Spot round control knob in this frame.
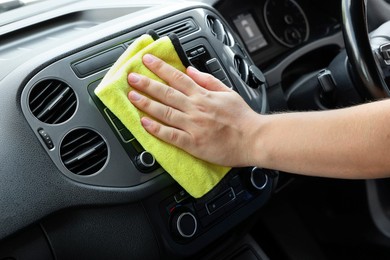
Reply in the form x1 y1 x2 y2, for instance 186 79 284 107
170 211 198 239
248 65 266 89
250 167 268 190
135 151 155 171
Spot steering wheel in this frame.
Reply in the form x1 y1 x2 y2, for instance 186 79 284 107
342 0 390 99
342 0 390 238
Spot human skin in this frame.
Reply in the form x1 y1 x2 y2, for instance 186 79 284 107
128 54 390 179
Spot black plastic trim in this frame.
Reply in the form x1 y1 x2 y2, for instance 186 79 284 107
169 33 192 68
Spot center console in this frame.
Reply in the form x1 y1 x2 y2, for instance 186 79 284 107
144 167 277 257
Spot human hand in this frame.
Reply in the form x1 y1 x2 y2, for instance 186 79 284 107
127 54 261 167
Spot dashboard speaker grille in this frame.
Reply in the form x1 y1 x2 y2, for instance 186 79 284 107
156 18 198 38
60 129 108 176
206 15 232 46
28 79 77 124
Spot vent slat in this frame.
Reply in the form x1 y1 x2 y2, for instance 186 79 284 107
156 19 197 38
29 80 55 107
29 79 77 124
69 151 107 175
61 134 99 158
52 98 77 124
60 129 107 176
63 140 105 166
36 86 70 120
158 24 188 35
31 82 62 115
61 131 90 151
49 93 77 124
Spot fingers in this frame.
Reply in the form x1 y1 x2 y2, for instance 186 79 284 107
128 72 190 112
128 54 232 153
186 66 231 92
128 90 189 129
140 117 191 150
142 54 202 96
142 54 231 94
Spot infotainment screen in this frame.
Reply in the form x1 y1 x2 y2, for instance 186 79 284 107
233 13 267 53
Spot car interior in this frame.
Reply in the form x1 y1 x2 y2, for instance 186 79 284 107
1 0 390 259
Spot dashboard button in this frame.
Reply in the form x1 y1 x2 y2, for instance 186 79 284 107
250 167 268 190
221 78 233 88
38 129 54 150
197 47 205 54
206 188 235 214
135 151 155 171
171 211 198 239
174 190 189 203
118 128 133 142
248 65 266 88
212 69 227 81
205 58 222 73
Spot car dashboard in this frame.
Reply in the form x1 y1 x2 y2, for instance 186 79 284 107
217 0 341 67
217 0 344 111
0 0 365 259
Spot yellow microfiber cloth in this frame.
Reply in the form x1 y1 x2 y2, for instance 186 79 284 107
94 32 231 198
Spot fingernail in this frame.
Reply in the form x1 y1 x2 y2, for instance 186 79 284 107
128 73 140 83
187 66 199 73
129 91 142 101
143 54 156 64
141 117 152 127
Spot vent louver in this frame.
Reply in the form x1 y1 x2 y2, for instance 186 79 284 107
156 19 197 38
28 79 77 124
234 56 249 83
60 129 108 176
206 16 233 46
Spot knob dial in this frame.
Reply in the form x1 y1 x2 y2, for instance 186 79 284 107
250 167 268 190
135 151 155 171
170 211 198 239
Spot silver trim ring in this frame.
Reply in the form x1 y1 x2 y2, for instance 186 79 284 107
250 167 269 190
176 212 197 238
139 151 155 167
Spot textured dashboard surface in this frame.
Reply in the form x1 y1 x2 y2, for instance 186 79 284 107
0 0 199 240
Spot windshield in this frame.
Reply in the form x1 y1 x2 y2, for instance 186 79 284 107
0 0 83 28
0 0 44 13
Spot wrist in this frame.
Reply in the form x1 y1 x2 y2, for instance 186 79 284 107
240 112 268 167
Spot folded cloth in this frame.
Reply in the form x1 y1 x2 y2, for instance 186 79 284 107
100 32 157 85
94 32 231 198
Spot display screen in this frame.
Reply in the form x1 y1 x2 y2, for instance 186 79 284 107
233 13 267 53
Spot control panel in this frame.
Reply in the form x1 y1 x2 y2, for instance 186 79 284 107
156 167 277 243
186 45 233 88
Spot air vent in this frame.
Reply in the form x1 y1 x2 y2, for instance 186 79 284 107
234 56 249 83
156 19 198 38
206 15 233 46
60 129 108 176
28 79 77 124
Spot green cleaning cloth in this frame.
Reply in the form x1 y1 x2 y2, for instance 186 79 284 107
94 32 231 198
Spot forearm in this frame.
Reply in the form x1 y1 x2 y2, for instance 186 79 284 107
128 56 390 179
252 100 390 179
